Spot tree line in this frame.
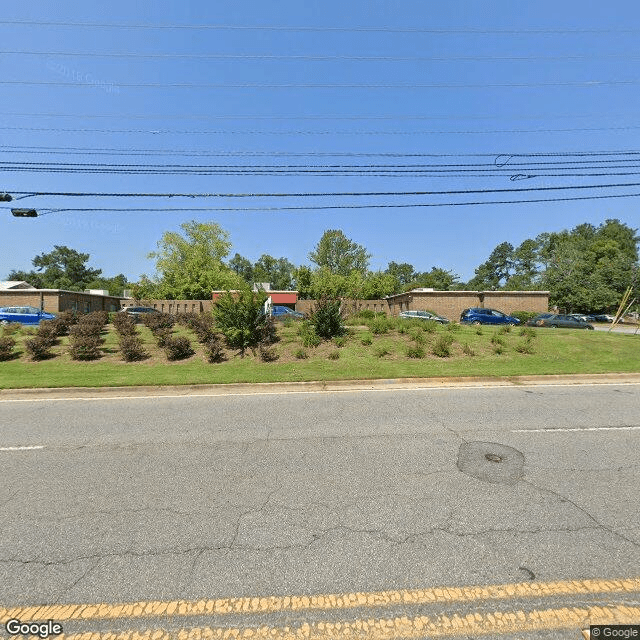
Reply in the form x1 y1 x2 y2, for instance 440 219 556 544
6 218 639 312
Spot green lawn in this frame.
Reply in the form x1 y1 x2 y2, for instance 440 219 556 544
1 320 638 389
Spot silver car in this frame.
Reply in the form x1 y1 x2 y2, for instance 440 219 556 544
398 310 449 324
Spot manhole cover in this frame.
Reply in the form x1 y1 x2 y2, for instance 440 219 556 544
457 442 524 484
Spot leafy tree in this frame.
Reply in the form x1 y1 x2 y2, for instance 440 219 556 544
309 229 371 276
409 267 461 291
85 273 129 296
538 220 639 311
385 262 416 287
252 254 296 290
212 289 270 356
310 297 345 339
146 221 245 299
467 242 514 290
228 253 254 283
8 246 102 291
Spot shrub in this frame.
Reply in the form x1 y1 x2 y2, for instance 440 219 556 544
432 335 454 358
212 289 270 356
519 327 536 339
492 344 505 355
294 348 308 359
510 311 539 324
0 336 16 361
490 334 505 346
118 335 148 362
57 310 78 328
154 327 173 348
24 336 54 360
498 325 511 334
360 333 373 346
163 336 194 361
462 342 476 356
1 322 21 336
143 312 175 333
204 335 225 363
445 322 460 332
374 345 390 358
327 350 340 360
259 344 279 362
333 336 347 348
112 312 137 336
69 324 102 339
355 309 376 320
475 326 483 335
36 320 59 345
69 335 102 360
406 345 425 358
298 321 322 348
515 341 535 354
409 329 426 345
423 320 438 333
310 297 345 339
282 317 294 328
369 316 391 335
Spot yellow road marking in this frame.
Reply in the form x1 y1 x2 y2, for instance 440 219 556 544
1 577 639 623
1 604 638 639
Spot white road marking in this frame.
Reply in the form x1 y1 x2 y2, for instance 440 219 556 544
0 445 45 451
512 425 640 433
0 381 639 403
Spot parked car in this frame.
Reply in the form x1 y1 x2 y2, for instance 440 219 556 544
459 308 521 326
269 305 305 320
592 314 620 323
568 313 596 323
0 305 56 325
119 306 161 322
526 314 594 329
398 310 450 324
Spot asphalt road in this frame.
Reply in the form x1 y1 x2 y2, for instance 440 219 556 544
1 382 639 639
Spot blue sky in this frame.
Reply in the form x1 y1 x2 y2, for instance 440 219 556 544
1 0 639 284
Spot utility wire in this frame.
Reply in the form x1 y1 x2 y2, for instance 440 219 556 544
2 125 640 135
1 20 639 34
5 192 640 214
3 79 639 89
1 111 630 122
7 182 640 198
3 146 640 159
4 50 639 61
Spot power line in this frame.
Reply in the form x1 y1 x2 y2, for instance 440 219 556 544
2 111 630 122
1 20 639 34
3 146 640 159
2 125 640 136
4 49 639 62
7 182 640 198
5 192 640 214
3 79 639 89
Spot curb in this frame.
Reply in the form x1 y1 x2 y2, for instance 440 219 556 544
1 373 640 400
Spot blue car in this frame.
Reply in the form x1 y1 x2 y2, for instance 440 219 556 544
269 305 305 320
459 307 521 326
0 305 56 325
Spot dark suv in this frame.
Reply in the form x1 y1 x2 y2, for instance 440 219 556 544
460 307 521 326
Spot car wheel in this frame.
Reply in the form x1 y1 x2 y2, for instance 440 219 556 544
508 322 517 326
472 320 482 326
550 324 558 328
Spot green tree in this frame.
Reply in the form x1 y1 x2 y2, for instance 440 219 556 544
309 229 371 276
228 253 254 284
252 254 296 290
146 221 245 299
385 262 416 289
538 219 639 311
8 245 102 291
212 289 270 356
85 273 129 296
467 242 515 290
410 267 461 291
